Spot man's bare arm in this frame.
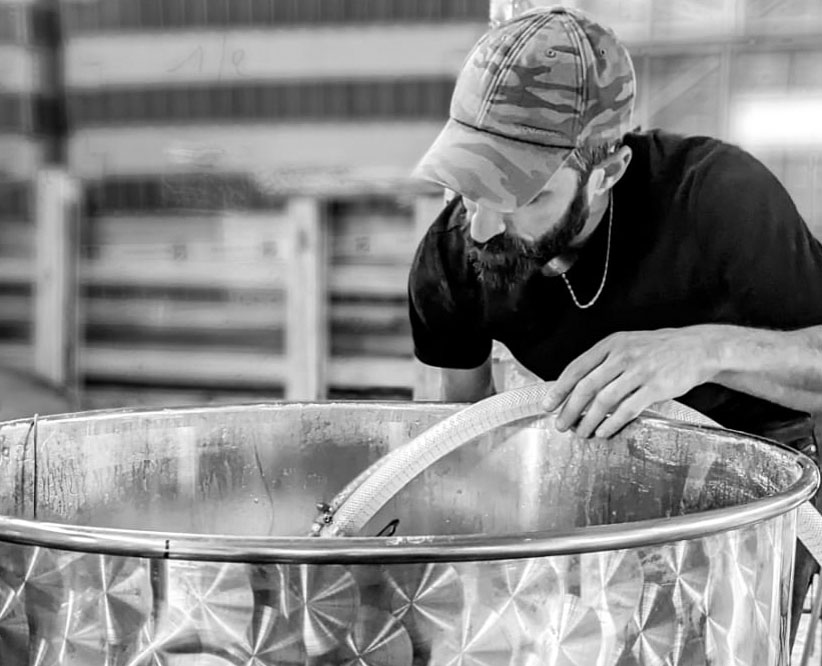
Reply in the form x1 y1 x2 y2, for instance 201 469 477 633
437 355 496 402
543 324 822 439
712 325 822 412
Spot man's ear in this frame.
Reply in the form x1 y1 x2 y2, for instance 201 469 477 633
591 146 632 195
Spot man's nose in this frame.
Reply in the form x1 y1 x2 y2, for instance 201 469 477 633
469 208 505 244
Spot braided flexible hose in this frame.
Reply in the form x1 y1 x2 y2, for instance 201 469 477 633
310 383 551 536
312 383 822 566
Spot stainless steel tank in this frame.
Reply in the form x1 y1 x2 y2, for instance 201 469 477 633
0 402 816 665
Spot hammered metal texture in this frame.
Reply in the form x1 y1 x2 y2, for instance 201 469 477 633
0 546 153 666
429 604 515 665
337 606 413 666
385 563 464 648
161 561 254 655
0 518 793 664
0 576 29 666
281 564 360 657
0 402 809 665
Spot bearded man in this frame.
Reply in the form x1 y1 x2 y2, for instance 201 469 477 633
408 5 822 645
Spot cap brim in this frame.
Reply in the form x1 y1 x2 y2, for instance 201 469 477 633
412 119 572 211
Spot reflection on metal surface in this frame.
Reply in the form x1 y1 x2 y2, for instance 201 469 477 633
744 525 780 663
338 606 413 666
705 568 743 665
658 540 711 609
0 403 813 664
13 547 64 625
430 605 514 666
540 594 603 666
230 604 306 666
46 589 123 666
479 558 560 638
385 563 463 647
0 405 813 562
281 564 360 657
64 554 151 646
618 584 677 665
672 637 708 666
0 510 802 665
0 577 28 666
163 561 253 655
163 655 236 665
125 625 166 666
581 550 644 631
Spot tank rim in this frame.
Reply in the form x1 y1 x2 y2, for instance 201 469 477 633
0 409 816 564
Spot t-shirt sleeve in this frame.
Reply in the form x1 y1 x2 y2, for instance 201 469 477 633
407 206 492 369
695 146 822 329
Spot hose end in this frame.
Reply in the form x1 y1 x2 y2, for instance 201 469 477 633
309 502 335 537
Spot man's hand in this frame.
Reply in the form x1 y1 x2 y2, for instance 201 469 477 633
541 327 724 439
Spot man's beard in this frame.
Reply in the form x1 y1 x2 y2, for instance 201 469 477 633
466 179 590 291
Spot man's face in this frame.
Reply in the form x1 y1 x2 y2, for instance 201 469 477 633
463 164 591 290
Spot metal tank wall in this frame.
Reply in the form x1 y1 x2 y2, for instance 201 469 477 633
0 403 814 665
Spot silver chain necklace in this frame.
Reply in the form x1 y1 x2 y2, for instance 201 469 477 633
560 191 613 310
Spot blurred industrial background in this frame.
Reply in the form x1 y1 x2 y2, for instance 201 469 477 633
1 0 822 417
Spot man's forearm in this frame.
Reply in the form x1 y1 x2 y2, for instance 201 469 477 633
710 324 822 412
437 357 496 402
544 323 822 439
442 372 495 402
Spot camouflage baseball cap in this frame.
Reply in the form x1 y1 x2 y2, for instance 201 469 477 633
413 6 635 211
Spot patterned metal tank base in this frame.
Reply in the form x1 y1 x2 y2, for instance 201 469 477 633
0 515 792 665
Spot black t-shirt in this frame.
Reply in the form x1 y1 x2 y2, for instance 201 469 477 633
409 130 822 445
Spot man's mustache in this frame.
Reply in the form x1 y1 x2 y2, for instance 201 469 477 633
467 233 535 257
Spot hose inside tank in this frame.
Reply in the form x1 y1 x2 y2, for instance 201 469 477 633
311 382 822 567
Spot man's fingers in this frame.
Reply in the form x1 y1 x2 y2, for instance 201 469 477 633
543 343 611 413
574 377 642 439
555 361 625 432
593 388 653 439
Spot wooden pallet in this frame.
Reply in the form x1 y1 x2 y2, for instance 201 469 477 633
0 188 442 408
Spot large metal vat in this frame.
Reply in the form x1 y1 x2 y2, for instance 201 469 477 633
0 402 817 665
